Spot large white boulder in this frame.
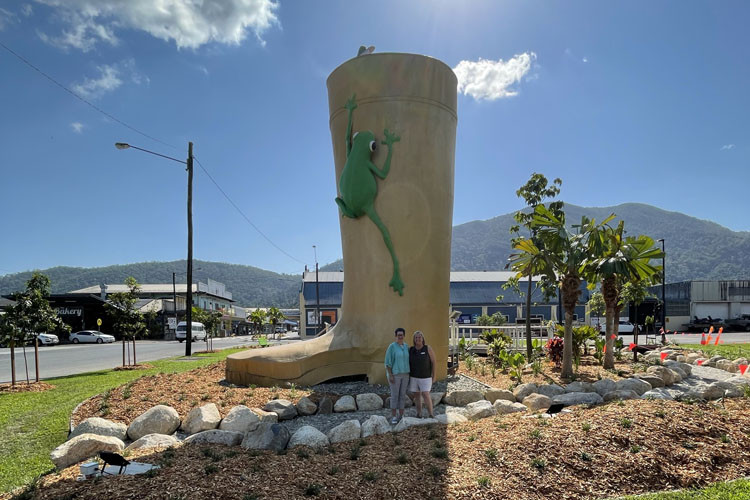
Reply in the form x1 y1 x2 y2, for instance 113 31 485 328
593 378 616 397
430 392 446 407
184 430 244 446
686 353 702 364
70 417 127 441
50 433 124 470
536 384 566 398
683 384 725 401
664 360 692 376
289 426 329 449
711 380 744 398
356 393 384 411
361 415 392 437
512 383 538 402
333 395 357 412
647 366 677 386
327 419 362 443
263 399 298 420
522 393 552 412
493 400 528 415
127 405 181 441
633 374 665 389
125 433 179 451
435 413 468 425
603 390 641 402
483 388 516 404
443 390 483 406
642 389 674 400
464 400 496 421
220 405 260 433
393 416 438 432
251 408 278 423
296 397 318 416
552 392 603 407
615 378 652 396
241 422 290 451
565 382 596 393
716 360 738 373
181 403 221 435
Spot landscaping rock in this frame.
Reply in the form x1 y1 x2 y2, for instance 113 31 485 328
725 376 750 387
181 403 221 435
684 384 725 401
296 397 318 416
50 433 124 470
593 378 616 397
443 390 484 406
513 383 538 402
393 416 438 433
356 393 383 411
493 400 528 414
219 405 260 433
444 406 468 417
522 393 552 412
288 425 329 449
712 380 744 398
615 378 652 396
716 360 738 373
361 415 392 437
251 408 278 423
633 374 665 388
385 396 413 408
70 417 127 441
127 405 181 441
430 392 445 407
263 399 298 420
483 388 515 403
733 358 749 366
642 389 674 400
125 433 179 451
327 419 362 443
435 413 469 425
603 390 641 402
552 392 603 407
241 422 290 451
184 430 243 446
464 400 496 421
664 361 692 376
668 366 688 380
536 384 566 398
646 366 677 386
686 353 702 364
565 381 596 393
316 397 333 415
333 395 357 412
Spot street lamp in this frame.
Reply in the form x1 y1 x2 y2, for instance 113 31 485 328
116 141 195 356
657 238 666 331
313 245 320 334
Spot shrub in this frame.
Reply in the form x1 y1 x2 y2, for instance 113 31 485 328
304 484 322 496
545 338 564 368
477 476 491 487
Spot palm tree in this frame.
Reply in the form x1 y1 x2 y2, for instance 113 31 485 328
267 307 285 338
583 221 663 369
249 309 267 335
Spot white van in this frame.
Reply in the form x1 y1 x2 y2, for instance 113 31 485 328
176 321 207 342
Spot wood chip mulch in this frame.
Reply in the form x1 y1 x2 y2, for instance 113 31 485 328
0 381 55 394
13 398 750 500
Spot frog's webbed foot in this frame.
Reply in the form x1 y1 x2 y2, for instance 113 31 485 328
381 129 400 148
336 197 358 219
389 273 405 296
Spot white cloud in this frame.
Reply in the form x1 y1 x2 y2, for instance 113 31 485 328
582 57 588 63
36 0 279 51
0 7 17 29
70 122 84 133
720 144 735 151
453 53 536 101
21 4 33 16
71 59 146 99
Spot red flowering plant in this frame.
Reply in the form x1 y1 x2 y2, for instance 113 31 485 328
545 337 564 368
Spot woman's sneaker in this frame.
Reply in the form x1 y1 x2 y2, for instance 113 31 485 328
390 416 399 425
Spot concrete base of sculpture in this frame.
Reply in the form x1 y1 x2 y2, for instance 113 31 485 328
226 53 457 386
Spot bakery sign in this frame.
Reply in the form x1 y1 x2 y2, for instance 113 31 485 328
56 307 82 317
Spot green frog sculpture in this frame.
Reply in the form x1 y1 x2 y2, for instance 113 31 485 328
335 94 404 295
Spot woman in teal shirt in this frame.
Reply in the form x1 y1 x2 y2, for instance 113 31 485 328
385 327 410 424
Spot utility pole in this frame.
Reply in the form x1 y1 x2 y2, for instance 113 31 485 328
658 238 666 331
313 245 320 334
172 272 177 336
186 141 194 357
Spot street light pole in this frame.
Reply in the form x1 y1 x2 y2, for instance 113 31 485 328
658 238 666 331
313 245 320 334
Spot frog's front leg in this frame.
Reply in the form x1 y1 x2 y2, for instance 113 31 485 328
345 94 357 157
369 128 400 179
364 205 404 296
335 197 357 219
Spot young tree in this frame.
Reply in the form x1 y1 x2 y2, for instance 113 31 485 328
588 291 605 330
192 306 221 351
8 273 69 383
619 280 653 361
249 309 267 335
509 173 562 359
107 277 146 367
267 307 285 337
0 309 25 386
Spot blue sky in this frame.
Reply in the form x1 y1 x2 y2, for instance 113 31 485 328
1 0 747 277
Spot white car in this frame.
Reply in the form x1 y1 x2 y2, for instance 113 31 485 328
70 330 116 344
598 321 636 334
36 333 59 346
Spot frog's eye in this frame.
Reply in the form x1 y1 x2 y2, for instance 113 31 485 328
369 141 377 152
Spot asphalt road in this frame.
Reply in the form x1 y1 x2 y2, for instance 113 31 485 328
0 336 299 384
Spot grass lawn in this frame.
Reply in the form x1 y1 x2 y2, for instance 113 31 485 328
0 348 245 494
617 478 750 499
678 343 750 360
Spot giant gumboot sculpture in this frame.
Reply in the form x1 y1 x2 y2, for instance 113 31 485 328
225 52 457 386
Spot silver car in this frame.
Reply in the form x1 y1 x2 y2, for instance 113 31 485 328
70 330 116 344
37 333 59 345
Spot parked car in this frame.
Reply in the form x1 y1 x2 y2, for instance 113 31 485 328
70 330 115 344
598 321 636 334
175 321 207 342
36 333 59 346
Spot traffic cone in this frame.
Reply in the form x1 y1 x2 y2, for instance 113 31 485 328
700 333 706 345
706 333 712 344
714 327 723 346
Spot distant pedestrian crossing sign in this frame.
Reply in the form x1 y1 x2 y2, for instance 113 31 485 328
97 318 102 327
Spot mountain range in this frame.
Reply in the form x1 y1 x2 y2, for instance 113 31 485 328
2 203 748 307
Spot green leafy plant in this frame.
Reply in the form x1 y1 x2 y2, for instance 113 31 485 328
464 353 476 372
362 471 378 482
477 476 491 487
508 352 526 382
531 457 546 470
484 448 498 462
304 484 322 496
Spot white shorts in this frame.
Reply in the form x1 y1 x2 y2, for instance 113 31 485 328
409 377 432 392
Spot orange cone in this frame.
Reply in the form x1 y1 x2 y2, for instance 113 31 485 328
706 334 712 344
714 327 723 346
700 333 706 345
